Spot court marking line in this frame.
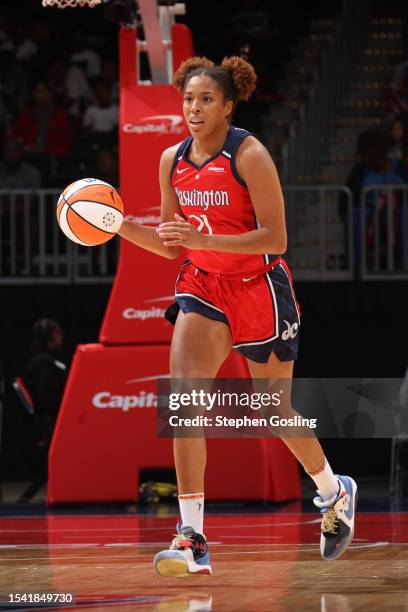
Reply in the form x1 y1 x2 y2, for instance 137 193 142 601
0 542 392 562
0 541 223 552
1 511 404 527
62 534 285 541
0 540 395 552
0 518 327 533
1 510 407 519
346 541 390 549
205 542 391 554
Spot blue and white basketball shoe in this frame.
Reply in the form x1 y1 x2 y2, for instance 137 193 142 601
313 475 358 561
154 525 212 577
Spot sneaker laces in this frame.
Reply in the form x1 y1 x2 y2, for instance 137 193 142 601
321 507 339 535
320 493 350 535
170 532 193 550
170 526 208 556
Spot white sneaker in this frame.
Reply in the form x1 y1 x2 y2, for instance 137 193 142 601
313 475 358 560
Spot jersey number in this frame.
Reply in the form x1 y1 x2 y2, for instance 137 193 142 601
188 214 213 235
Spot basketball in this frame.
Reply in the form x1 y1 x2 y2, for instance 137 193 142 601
56 178 124 246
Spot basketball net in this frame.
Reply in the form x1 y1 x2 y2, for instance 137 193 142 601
42 0 186 85
42 0 101 7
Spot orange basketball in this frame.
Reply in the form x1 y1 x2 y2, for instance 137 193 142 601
56 178 124 246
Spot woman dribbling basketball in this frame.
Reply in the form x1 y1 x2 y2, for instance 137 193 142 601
118 56 357 577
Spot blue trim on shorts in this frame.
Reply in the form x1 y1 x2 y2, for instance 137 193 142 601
236 336 299 363
234 264 300 363
175 294 230 325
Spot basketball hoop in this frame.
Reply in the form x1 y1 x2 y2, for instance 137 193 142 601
42 0 101 8
41 0 187 84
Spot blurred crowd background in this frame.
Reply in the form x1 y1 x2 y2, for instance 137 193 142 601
0 3 120 189
0 0 350 190
1 1 408 198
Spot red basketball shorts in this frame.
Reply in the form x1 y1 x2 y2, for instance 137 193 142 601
174 257 301 363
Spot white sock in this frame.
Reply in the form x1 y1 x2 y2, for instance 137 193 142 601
178 492 204 535
307 458 339 502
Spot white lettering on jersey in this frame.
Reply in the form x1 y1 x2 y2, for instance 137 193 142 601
175 187 230 210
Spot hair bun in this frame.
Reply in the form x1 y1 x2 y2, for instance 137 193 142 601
221 56 257 101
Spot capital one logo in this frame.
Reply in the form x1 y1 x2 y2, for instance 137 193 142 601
122 295 174 321
123 115 185 136
92 374 169 412
93 390 157 411
282 320 299 341
125 205 161 226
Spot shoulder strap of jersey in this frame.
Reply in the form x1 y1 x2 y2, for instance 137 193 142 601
169 135 193 181
222 126 253 187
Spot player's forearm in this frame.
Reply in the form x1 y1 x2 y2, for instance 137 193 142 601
118 220 180 259
203 227 287 255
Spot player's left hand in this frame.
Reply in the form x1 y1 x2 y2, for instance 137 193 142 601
156 214 208 249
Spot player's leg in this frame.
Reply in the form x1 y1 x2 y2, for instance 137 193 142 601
246 352 357 561
170 311 231 495
246 355 331 476
154 310 232 577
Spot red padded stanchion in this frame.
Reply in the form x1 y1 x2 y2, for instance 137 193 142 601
48 344 172 503
99 29 190 345
48 344 300 503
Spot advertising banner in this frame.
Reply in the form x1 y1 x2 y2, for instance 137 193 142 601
48 345 299 503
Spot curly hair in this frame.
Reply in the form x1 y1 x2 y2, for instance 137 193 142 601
173 56 214 92
220 56 257 101
173 55 257 107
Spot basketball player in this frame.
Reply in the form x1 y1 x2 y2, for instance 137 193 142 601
118 56 357 577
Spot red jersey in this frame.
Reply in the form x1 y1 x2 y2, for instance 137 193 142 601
170 126 276 273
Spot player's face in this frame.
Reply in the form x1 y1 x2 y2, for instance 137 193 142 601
183 76 233 136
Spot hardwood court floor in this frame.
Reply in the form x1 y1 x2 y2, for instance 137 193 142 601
0 507 407 611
